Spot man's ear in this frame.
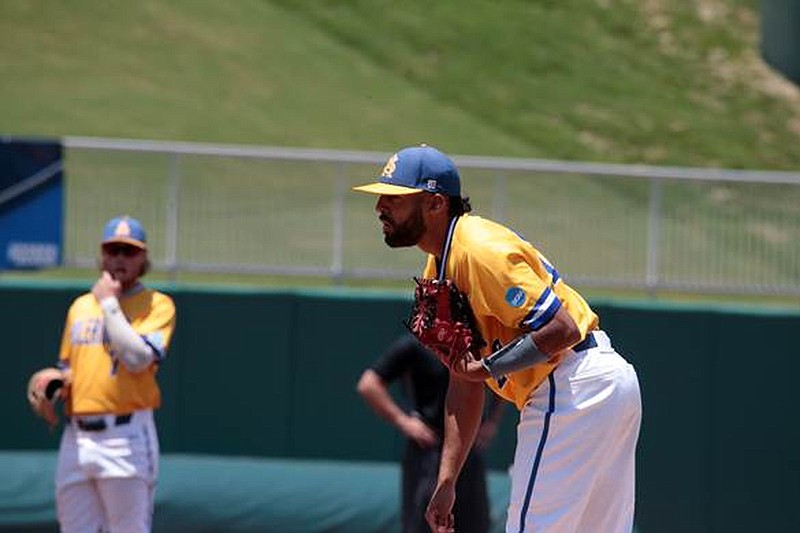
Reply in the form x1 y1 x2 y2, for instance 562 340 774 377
426 193 448 214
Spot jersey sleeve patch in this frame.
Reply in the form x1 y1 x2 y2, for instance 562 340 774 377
520 286 562 331
504 286 527 308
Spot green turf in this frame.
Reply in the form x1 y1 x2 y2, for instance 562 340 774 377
0 0 531 156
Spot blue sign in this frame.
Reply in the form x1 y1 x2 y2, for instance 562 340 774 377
0 139 63 270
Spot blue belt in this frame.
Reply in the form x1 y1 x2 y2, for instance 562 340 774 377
572 332 598 352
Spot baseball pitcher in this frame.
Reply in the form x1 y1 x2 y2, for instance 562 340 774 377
354 145 642 533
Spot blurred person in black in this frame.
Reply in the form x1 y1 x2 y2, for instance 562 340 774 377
357 333 504 533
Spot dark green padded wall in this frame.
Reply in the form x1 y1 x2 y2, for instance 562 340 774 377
2 282 799 532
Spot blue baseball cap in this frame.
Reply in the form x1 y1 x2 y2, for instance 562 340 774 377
353 145 461 196
101 216 147 250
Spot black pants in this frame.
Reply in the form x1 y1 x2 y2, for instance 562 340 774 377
402 440 490 533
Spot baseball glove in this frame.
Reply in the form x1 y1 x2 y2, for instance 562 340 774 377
27 367 70 428
405 277 486 369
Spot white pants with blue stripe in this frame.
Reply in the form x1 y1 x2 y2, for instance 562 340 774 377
506 331 642 533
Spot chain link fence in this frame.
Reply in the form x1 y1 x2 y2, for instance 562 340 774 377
63 137 800 296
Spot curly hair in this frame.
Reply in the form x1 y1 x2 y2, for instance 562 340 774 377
448 196 473 217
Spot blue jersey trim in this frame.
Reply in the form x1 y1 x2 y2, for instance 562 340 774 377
437 216 460 281
142 335 165 361
540 256 561 285
520 287 562 331
517 372 556 533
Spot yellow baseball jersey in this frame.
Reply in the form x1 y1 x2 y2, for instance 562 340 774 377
58 288 176 415
422 214 599 410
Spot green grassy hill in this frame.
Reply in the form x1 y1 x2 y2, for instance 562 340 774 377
1 0 799 306
1 0 799 169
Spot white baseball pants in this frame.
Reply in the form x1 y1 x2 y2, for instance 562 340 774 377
505 331 642 533
55 409 159 533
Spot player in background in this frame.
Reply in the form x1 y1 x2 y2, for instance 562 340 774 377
357 333 504 533
354 145 642 533
55 216 176 532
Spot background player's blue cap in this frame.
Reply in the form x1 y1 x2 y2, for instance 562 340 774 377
353 145 461 197
101 215 147 250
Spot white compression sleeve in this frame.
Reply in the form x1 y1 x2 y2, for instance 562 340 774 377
100 296 155 373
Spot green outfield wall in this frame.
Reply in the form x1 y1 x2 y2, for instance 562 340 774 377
2 281 799 532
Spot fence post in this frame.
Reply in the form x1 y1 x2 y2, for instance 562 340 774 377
645 177 662 293
166 153 181 282
331 162 346 284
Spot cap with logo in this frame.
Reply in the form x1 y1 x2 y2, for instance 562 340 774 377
353 145 461 197
101 216 147 250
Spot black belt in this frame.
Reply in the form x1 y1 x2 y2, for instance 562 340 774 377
69 413 133 432
572 332 598 352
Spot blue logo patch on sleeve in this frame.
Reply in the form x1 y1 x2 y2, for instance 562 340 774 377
505 287 527 308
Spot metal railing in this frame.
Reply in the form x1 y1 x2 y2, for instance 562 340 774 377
63 137 800 296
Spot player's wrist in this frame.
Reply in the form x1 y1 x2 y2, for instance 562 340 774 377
468 360 490 380
394 412 414 432
435 475 457 489
482 334 550 380
99 295 121 315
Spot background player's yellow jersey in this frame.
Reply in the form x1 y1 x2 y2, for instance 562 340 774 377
59 288 176 415
423 214 598 410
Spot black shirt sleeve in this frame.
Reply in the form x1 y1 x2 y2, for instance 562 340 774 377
370 333 421 383
370 333 450 433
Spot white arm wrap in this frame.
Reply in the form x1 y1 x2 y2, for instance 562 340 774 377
480 334 550 380
100 296 155 373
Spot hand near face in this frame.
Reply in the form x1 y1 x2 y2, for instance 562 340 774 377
92 271 122 301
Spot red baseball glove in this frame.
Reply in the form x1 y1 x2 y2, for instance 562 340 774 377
406 277 486 369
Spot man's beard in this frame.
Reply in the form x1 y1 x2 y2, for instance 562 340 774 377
382 207 426 248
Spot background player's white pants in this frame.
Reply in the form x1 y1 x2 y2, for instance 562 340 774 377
56 409 158 533
505 331 642 533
